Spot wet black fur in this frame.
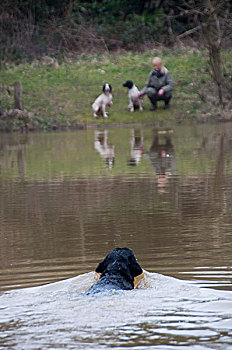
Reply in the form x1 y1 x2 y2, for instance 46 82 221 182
87 248 142 294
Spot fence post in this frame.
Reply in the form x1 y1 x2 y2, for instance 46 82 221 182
14 82 23 110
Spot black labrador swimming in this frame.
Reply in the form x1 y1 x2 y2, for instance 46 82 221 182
87 248 143 294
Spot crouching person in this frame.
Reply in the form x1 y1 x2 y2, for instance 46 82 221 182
140 57 174 111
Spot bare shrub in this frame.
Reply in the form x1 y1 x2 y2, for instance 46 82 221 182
0 9 109 63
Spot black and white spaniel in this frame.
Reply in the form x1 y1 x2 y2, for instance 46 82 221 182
123 80 143 112
92 83 113 118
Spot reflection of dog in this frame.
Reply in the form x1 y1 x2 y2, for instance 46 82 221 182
92 83 113 118
87 248 143 294
94 130 115 168
123 80 143 112
128 129 144 166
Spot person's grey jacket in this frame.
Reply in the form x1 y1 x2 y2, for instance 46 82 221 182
141 67 174 95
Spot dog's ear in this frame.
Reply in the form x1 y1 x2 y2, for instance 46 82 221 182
131 261 143 277
128 253 143 277
95 261 105 273
95 255 110 273
109 84 112 92
102 84 106 93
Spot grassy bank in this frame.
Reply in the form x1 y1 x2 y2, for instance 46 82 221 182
0 48 231 131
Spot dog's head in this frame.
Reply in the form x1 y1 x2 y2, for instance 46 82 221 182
103 83 112 94
96 248 143 278
123 80 134 89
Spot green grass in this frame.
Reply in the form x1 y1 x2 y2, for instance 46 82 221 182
0 48 226 131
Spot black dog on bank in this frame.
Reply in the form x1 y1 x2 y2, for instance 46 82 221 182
87 248 143 294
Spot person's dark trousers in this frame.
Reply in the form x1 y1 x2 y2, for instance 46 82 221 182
148 91 172 110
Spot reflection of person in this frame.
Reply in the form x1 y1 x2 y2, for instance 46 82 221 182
94 130 115 169
140 57 174 111
149 133 176 189
127 129 144 166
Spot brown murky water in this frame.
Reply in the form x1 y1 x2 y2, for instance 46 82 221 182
0 124 232 349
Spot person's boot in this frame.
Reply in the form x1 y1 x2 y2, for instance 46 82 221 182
150 104 157 111
164 97 171 109
149 97 157 111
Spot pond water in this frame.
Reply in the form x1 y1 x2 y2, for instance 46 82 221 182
0 124 232 349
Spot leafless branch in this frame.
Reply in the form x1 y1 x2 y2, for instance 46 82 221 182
177 25 201 39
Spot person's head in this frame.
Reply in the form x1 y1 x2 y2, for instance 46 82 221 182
152 57 163 72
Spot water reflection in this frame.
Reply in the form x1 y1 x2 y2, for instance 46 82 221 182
128 129 144 166
0 125 232 294
148 131 176 191
94 130 115 168
0 133 28 178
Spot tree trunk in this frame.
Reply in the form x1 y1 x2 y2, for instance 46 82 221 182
209 44 224 106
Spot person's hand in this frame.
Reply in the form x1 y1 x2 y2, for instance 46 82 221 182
158 89 164 96
138 92 143 98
